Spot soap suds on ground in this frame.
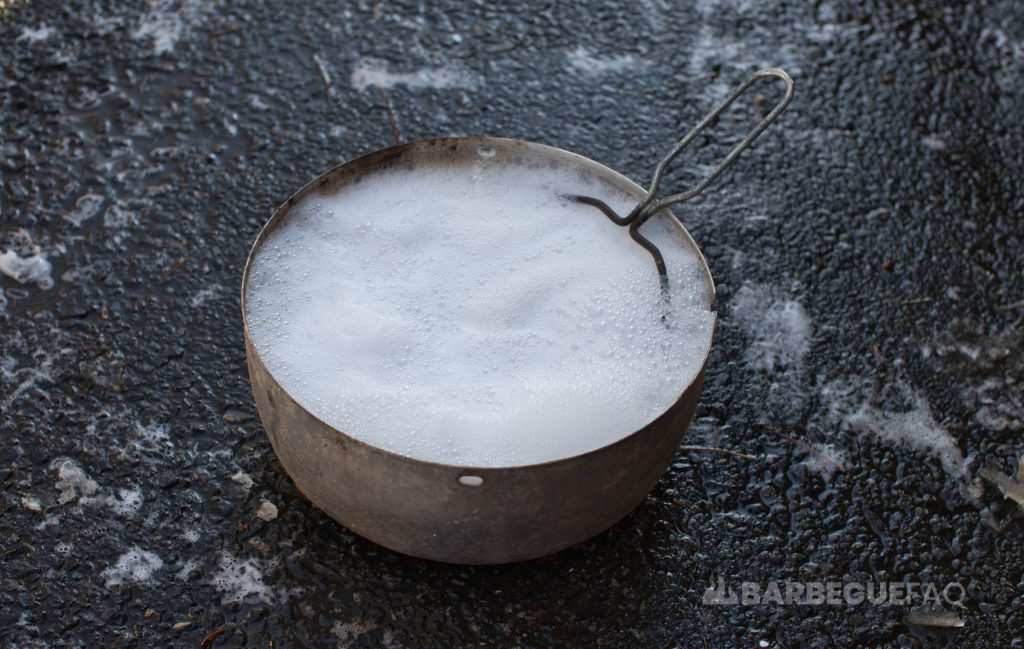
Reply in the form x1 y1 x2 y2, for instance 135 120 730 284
136 420 171 444
64 193 105 226
731 283 811 376
131 0 212 55
102 547 165 587
823 379 969 482
350 57 480 91
176 558 200 582
2 351 57 406
211 552 273 604
0 228 54 286
799 442 851 479
190 285 224 308
52 458 99 505
565 46 649 76
107 487 144 517
16 24 54 43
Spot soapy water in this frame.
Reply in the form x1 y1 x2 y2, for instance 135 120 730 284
245 155 715 467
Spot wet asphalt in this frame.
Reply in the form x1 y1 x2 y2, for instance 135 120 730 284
2 0 1023 647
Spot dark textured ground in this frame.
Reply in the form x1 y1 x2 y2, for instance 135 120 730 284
2 0 1024 647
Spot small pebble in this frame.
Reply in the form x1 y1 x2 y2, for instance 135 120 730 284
222 408 252 423
256 499 278 521
231 471 254 491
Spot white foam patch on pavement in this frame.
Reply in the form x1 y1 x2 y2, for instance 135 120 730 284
845 387 968 480
980 21 1024 103
176 558 200 581
107 487 144 517
799 442 851 479
64 194 105 226
0 250 53 289
351 57 480 91
565 46 650 76
102 547 165 587
17 24 55 43
132 0 211 55
103 201 138 228
137 420 170 444
190 285 223 307
52 458 99 505
731 284 811 375
3 351 57 406
965 377 1023 433
333 620 373 644
211 552 272 604
685 0 815 95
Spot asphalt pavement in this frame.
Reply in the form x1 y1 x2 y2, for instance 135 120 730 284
1 0 1023 646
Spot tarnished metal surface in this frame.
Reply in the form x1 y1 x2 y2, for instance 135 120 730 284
241 137 716 563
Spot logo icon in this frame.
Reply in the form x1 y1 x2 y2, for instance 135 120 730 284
702 576 738 606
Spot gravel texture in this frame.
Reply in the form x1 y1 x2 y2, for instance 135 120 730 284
1 0 1023 647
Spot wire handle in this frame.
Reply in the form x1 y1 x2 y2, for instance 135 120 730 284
567 68 793 308
628 68 795 225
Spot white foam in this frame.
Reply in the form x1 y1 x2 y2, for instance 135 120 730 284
0 250 53 289
333 620 372 643
64 193 105 226
246 156 714 467
565 47 649 76
176 558 200 581
686 0 806 95
103 202 137 228
102 547 164 587
131 0 208 55
52 458 98 505
350 57 480 91
3 351 56 406
190 285 222 307
107 487 143 517
731 284 811 374
922 135 947 151
17 24 54 43
800 442 850 479
211 552 272 604
137 420 169 443
845 387 967 480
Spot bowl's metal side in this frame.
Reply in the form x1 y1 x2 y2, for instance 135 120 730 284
247 335 705 564
241 136 717 564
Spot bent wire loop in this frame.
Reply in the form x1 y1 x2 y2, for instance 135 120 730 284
568 68 795 300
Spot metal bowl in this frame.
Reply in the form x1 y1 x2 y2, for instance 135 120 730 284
241 137 715 564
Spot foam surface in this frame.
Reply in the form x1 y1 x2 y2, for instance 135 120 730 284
245 150 714 467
